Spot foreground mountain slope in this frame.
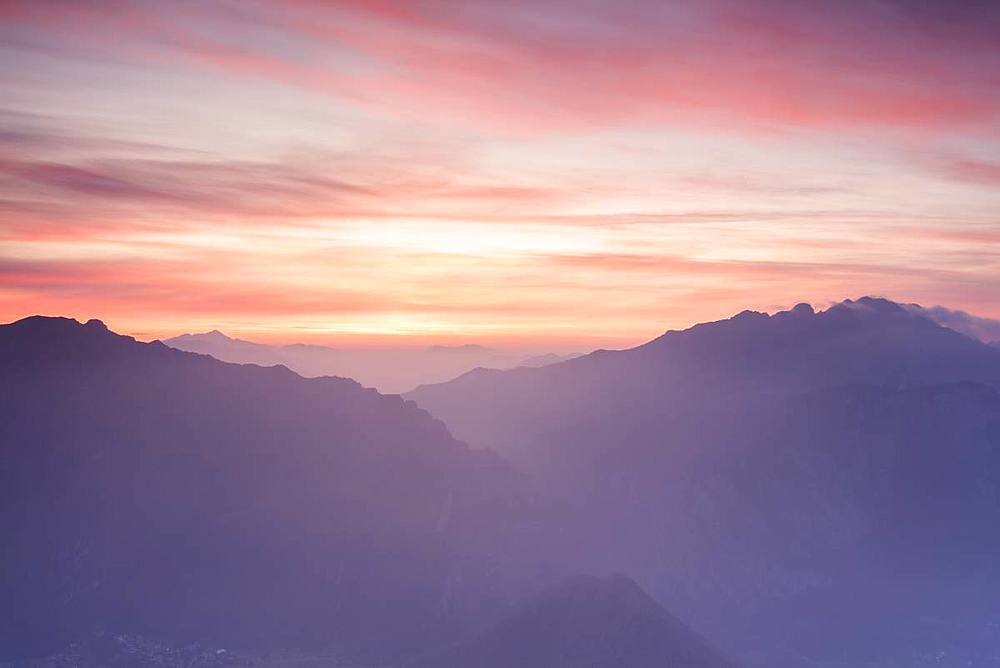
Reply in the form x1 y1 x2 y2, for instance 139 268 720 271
412 575 737 668
13 578 735 668
0 316 543 663
407 298 1000 666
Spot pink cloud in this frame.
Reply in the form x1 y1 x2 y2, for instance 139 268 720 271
259 0 1000 133
2 1 999 343
5 1 998 134
944 159 1000 187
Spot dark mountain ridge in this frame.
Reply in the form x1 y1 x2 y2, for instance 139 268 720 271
0 316 546 663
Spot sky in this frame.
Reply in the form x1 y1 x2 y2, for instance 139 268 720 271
1 0 998 347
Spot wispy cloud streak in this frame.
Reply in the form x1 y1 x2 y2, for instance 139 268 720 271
0 1 998 342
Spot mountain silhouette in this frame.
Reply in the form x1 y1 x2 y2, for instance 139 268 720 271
0 316 547 663
410 575 737 668
407 298 1000 666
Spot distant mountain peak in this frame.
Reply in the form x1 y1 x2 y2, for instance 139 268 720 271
182 329 233 342
831 295 910 316
426 343 496 354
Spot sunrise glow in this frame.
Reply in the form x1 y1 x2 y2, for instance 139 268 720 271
1 1 998 345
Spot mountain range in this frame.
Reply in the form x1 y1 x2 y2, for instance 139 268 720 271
5 297 1000 667
0 315 726 668
163 330 579 394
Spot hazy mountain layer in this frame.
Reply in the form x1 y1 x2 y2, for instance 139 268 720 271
164 330 578 394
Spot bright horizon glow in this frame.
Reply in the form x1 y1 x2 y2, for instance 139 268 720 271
1 1 999 346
